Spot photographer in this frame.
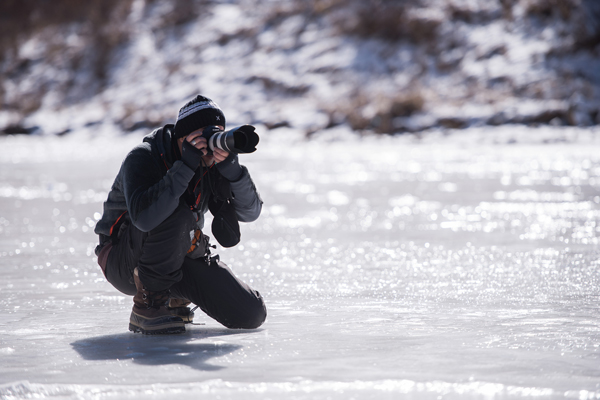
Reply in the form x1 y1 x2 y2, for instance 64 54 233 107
94 95 266 334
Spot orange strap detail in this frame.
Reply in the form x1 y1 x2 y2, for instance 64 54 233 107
109 211 127 236
187 229 203 254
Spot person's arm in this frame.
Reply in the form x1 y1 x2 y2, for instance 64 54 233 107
216 153 263 222
122 143 200 232
230 166 263 222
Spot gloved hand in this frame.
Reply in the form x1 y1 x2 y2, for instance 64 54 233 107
216 153 243 181
181 139 204 170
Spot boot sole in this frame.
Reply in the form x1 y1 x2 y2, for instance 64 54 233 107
168 307 195 324
129 311 186 335
175 313 194 324
129 322 185 335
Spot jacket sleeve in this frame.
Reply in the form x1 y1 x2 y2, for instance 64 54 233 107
229 165 263 222
121 145 195 232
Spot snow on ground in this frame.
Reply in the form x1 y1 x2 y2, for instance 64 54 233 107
1 126 600 399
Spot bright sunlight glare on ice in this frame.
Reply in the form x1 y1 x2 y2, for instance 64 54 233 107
0 126 599 399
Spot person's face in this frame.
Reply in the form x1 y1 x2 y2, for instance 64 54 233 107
177 126 224 165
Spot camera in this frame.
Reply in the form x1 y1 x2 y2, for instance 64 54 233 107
202 125 259 155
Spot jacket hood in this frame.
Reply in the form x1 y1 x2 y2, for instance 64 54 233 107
143 124 177 167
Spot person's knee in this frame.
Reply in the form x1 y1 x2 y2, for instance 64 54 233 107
245 294 267 329
175 257 267 329
227 292 267 329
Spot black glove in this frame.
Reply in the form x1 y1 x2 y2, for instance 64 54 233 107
216 153 243 181
181 139 204 170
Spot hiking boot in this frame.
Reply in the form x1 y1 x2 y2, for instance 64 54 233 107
168 298 195 323
129 268 185 335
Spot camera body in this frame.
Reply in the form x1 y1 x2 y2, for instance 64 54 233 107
202 125 259 155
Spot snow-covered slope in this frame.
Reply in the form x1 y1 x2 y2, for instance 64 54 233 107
1 0 599 136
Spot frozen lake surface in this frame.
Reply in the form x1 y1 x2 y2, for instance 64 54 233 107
1 126 599 399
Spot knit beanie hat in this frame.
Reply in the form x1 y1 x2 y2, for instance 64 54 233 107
174 95 226 139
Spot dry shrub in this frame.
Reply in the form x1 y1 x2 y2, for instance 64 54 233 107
327 90 425 134
0 0 133 64
0 0 217 125
446 2 503 24
262 0 343 24
262 0 440 47
330 0 440 46
143 0 213 49
0 0 135 121
524 0 600 49
572 0 600 49
258 0 344 47
371 92 425 133
339 1 411 41
119 106 172 132
523 0 579 20
246 75 310 96
146 0 213 30
0 0 134 114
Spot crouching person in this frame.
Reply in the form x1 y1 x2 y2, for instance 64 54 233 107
94 95 266 334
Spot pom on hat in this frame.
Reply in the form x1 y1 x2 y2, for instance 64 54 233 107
174 95 226 139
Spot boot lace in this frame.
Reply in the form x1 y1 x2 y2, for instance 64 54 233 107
142 288 171 309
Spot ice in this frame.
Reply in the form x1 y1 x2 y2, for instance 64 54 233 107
1 127 600 399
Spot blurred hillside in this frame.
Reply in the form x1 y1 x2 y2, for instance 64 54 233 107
1 0 599 136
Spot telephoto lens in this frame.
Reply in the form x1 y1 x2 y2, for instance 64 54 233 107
202 125 259 154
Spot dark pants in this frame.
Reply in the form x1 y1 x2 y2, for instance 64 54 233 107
100 204 267 329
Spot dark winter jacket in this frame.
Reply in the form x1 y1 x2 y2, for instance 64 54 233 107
94 124 262 248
